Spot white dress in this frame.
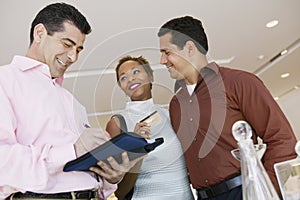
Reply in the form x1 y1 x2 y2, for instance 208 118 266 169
120 99 194 200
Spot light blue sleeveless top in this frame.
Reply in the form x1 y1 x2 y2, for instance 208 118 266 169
120 99 194 200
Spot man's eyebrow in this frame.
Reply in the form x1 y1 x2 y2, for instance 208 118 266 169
62 38 84 50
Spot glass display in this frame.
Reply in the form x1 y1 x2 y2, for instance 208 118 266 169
274 140 300 200
232 120 279 200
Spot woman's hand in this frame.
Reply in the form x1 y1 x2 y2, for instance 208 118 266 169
134 122 151 139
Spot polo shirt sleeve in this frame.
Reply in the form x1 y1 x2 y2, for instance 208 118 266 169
233 71 297 192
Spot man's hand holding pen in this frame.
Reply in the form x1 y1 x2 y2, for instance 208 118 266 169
74 127 146 184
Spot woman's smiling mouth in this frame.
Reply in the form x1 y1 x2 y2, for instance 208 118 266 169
129 83 141 90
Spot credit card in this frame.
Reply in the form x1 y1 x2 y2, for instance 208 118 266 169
139 110 162 127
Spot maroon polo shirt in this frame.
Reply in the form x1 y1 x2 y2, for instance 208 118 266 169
169 62 297 193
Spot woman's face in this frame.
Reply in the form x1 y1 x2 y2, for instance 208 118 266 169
117 60 153 101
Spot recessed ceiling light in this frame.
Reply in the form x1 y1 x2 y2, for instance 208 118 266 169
280 72 290 78
274 96 279 101
295 85 299 90
266 20 279 28
280 49 288 55
257 55 265 60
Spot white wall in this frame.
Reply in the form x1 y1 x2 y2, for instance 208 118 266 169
278 89 300 140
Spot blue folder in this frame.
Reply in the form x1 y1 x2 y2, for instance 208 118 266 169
63 114 164 172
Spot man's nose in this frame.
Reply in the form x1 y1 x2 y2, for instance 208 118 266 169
67 48 77 62
160 53 167 65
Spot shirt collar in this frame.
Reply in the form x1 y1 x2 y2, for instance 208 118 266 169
125 98 154 115
200 61 220 75
175 62 220 94
12 55 44 71
12 55 64 86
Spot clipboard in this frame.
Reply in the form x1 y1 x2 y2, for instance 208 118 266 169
63 132 164 172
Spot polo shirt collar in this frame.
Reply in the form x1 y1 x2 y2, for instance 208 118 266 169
12 55 64 86
200 61 220 75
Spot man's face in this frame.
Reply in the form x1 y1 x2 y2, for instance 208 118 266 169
38 22 86 78
159 33 190 80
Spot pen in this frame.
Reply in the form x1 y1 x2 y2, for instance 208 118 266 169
139 110 158 123
84 124 90 128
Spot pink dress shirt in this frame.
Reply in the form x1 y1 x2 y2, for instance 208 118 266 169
0 56 116 199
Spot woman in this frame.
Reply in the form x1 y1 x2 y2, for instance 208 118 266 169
106 55 194 199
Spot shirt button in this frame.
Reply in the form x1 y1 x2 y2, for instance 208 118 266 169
198 158 201 162
189 99 192 103
189 118 193 122
193 137 197 142
205 179 209 183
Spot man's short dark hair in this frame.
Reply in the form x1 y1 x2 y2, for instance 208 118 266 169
157 16 208 55
29 2 91 45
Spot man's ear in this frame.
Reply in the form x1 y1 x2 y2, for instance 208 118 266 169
33 23 47 43
185 40 196 56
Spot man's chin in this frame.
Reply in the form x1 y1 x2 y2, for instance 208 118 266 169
50 71 65 79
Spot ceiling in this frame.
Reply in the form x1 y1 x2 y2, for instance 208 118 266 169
1 0 300 135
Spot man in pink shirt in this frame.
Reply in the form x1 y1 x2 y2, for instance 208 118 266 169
0 3 141 200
